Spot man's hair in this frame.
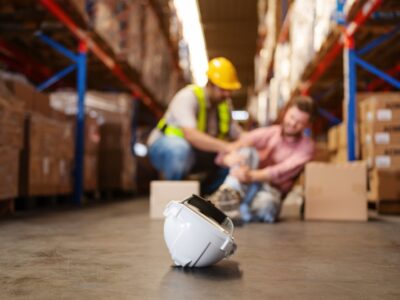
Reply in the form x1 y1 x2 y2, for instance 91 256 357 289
291 96 315 119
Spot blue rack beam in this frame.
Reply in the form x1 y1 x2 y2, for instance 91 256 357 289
344 35 357 161
36 34 87 205
36 64 76 92
74 41 87 205
354 56 400 89
357 24 400 56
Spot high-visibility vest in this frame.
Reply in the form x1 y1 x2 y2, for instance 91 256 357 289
157 85 230 139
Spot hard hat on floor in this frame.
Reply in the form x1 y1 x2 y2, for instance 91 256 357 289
163 194 237 267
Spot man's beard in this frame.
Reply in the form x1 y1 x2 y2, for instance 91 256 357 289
282 127 302 138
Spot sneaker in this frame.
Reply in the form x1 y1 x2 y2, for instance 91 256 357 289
208 186 242 223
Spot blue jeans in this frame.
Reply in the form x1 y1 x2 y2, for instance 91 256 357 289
149 136 195 180
224 147 282 223
148 136 228 193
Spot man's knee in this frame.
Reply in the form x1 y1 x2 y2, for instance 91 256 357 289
149 137 194 180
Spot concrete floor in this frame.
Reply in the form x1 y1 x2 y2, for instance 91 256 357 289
1 198 400 300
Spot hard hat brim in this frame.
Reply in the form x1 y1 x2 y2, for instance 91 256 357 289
209 78 242 91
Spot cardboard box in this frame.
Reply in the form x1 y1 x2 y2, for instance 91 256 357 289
34 92 52 117
360 93 373 122
338 123 347 148
20 154 58 196
360 111 400 145
368 169 400 202
333 147 348 163
362 144 400 169
26 113 74 158
5 80 53 117
57 158 73 194
20 114 74 196
84 154 98 191
98 149 136 191
363 132 400 146
0 147 19 200
327 126 338 152
0 105 24 149
313 142 331 162
99 122 130 151
85 116 100 154
305 162 367 221
361 92 400 122
150 181 200 219
5 80 36 111
362 120 400 135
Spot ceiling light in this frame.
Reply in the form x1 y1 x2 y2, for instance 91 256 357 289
174 0 208 86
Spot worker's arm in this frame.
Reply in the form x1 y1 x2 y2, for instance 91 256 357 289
182 127 231 153
232 142 314 184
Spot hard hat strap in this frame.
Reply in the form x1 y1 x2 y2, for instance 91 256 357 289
185 194 227 225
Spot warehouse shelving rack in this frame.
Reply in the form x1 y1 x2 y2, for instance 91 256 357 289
276 0 400 161
300 0 400 161
0 0 181 204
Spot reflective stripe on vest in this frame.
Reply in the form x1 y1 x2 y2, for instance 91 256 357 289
156 118 184 138
157 85 230 139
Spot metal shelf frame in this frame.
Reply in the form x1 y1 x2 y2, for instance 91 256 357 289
40 0 163 118
34 33 87 204
344 24 400 160
293 0 400 161
33 0 160 205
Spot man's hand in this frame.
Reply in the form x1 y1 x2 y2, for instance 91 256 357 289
230 165 252 183
224 139 247 154
231 167 270 184
223 151 246 167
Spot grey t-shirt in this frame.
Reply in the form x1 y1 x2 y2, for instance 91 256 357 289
147 85 241 146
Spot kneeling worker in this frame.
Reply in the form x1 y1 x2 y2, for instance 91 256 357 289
147 57 242 193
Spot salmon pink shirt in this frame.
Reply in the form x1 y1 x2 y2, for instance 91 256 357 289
242 125 315 193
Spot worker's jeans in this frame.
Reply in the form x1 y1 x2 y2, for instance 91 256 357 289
148 135 228 194
149 136 194 180
224 147 282 223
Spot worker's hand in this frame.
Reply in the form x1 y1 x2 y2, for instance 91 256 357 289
223 151 246 167
230 165 252 183
224 140 244 154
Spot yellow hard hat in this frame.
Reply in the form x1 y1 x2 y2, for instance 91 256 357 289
207 57 241 91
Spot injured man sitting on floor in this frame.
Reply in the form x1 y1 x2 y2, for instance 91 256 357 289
209 96 316 224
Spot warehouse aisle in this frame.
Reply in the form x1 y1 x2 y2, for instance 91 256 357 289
1 198 399 299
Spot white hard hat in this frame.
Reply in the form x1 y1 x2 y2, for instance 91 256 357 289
163 195 237 267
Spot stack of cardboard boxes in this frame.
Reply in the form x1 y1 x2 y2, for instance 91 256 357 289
51 91 139 195
72 0 183 106
359 92 400 213
98 121 136 192
19 113 74 196
2 79 75 197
